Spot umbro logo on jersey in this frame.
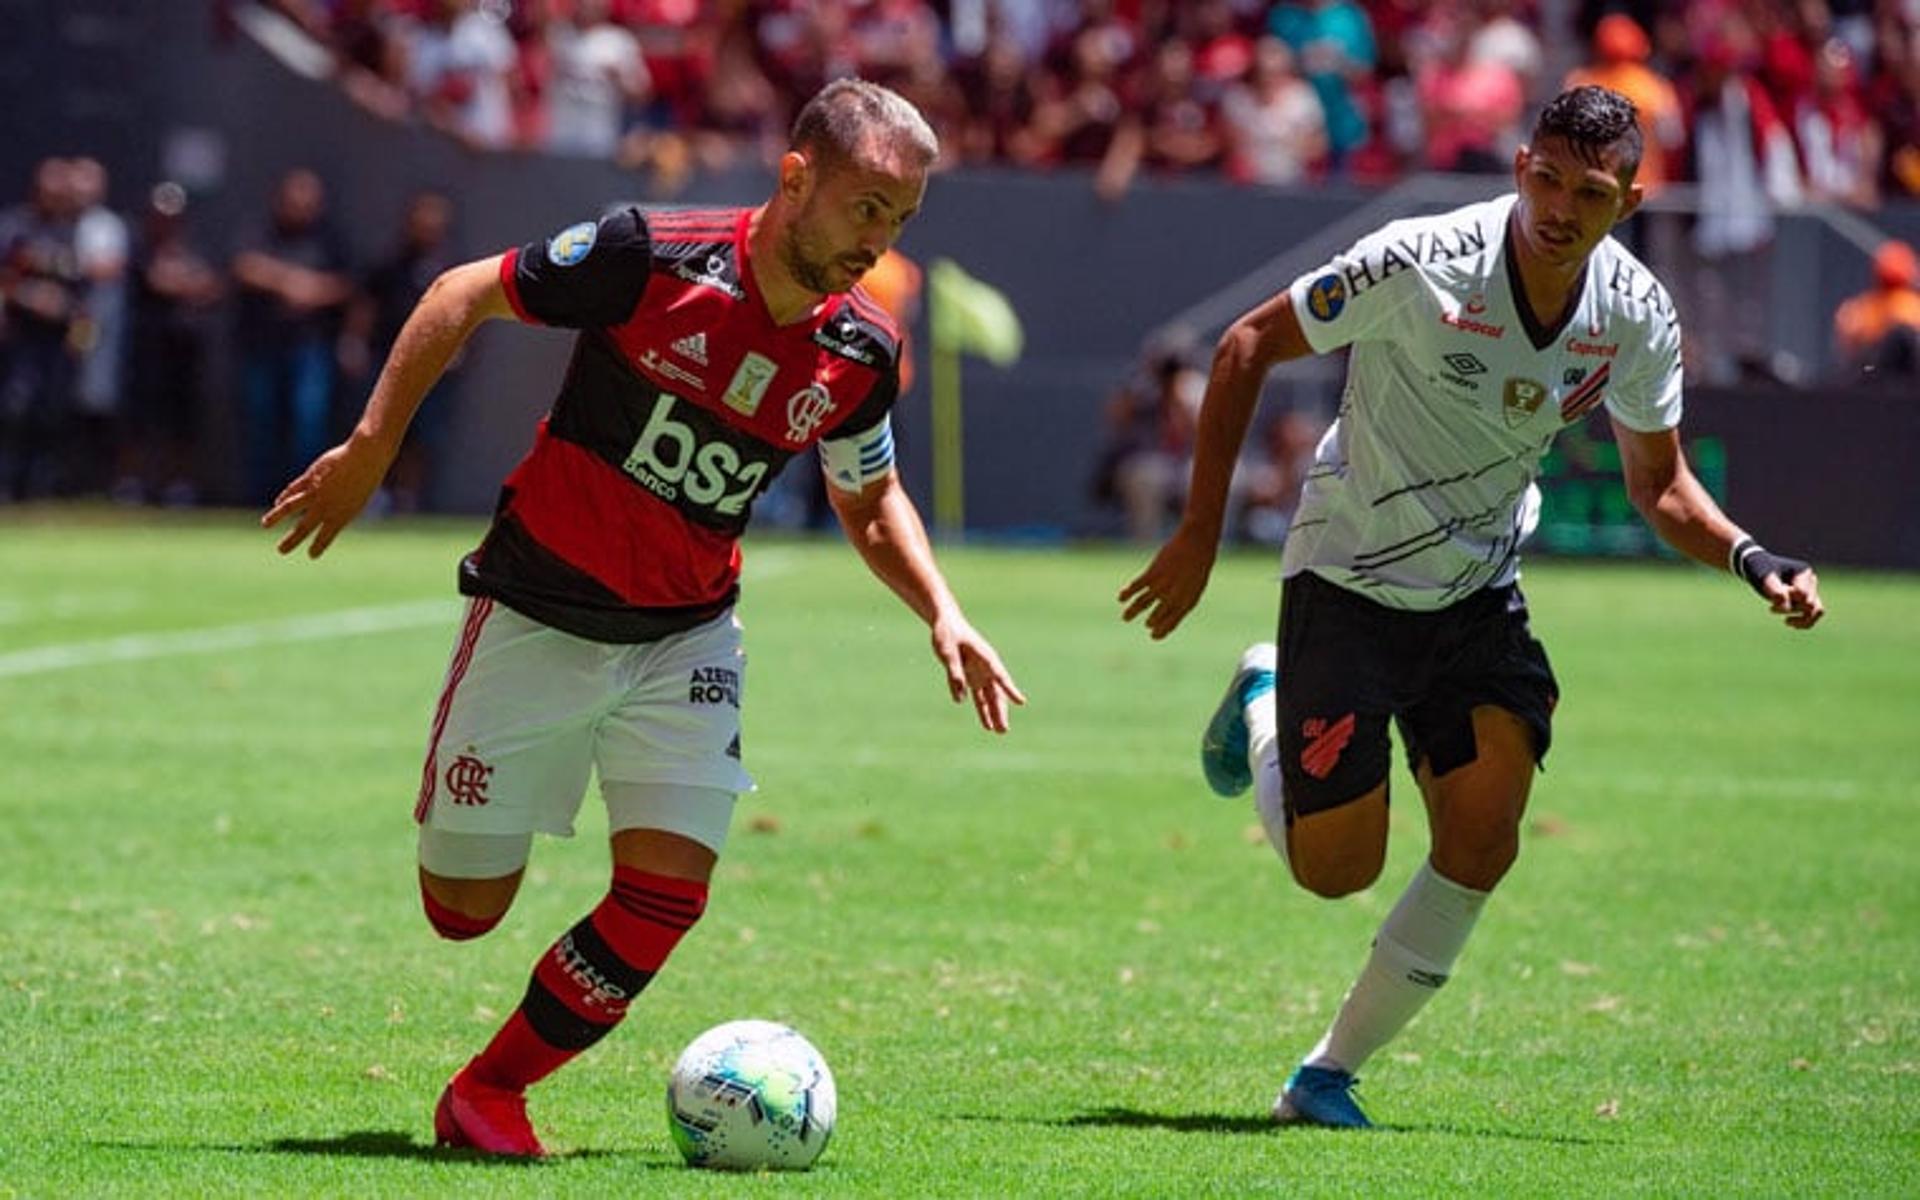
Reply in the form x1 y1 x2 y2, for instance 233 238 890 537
1442 352 1487 376
670 332 709 365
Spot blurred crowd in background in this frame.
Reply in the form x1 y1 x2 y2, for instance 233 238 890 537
246 0 1920 204
6 0 1920 536
0 157 462 510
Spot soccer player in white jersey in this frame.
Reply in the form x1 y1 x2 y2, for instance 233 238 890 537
1119 86 1825 1128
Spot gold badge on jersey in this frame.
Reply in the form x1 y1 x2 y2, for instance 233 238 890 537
1502 377 1547 428
723 352 778 418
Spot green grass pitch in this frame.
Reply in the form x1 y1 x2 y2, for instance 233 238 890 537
1 511 1915 1196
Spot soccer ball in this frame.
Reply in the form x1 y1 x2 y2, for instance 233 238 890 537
666 1019 837 1171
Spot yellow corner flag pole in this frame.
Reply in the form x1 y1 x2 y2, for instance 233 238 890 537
930 340 966 541
927 259 1023 542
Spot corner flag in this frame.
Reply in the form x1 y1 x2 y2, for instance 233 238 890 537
927 259 1023 537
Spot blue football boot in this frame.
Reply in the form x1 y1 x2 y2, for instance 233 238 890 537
1199 643 1277 797
1272 1065 1372 1129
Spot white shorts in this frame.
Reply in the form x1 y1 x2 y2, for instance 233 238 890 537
413 598 753 843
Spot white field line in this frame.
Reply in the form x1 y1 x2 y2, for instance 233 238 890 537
0 600 460 679
0 550 803 681
0 592 146 626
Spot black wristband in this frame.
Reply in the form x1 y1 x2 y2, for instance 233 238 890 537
1730 536 1810 597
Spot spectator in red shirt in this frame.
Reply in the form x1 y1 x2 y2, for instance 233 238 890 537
1413 18 1525 173
1796 38 1882 208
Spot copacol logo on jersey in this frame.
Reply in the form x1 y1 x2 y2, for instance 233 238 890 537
623 393 770 516
547 221 598 266
688 666 740 707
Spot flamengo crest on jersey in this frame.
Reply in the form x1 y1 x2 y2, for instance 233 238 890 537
472 206 903 642
1282 193 1683 611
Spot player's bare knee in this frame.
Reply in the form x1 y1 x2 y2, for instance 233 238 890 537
1294 858 1383 899
418 867 521 940
1431 833 1519 892
1289 838 1387 898
1286 784 1389 898
414 826 530 938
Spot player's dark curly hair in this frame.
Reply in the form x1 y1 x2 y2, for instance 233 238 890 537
790 78 938 172
1533 86 1643 180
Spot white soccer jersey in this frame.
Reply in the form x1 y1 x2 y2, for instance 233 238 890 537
1280 193 1683 610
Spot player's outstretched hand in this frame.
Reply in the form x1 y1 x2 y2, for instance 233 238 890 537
931 615 1026 733
260 436 392 558
1734 540 1826 630
1761 563 1825 630
1118 523 1217 640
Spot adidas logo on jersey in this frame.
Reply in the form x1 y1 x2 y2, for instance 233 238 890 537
670 332 709 365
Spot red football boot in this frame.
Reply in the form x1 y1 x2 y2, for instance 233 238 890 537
433 1067 548 1158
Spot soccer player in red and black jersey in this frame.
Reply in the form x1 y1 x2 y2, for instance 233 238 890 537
262 80 1024 1157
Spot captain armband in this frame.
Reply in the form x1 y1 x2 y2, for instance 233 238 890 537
817 417 895 494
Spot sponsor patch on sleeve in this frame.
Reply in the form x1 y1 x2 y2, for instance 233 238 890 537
547 221 598 266
1306 272 1347 322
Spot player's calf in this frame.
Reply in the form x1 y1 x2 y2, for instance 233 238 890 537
462 866 710 1095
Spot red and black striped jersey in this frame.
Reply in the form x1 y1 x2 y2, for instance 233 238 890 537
461 205 903 642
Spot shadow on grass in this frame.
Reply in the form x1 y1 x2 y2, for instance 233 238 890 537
965 1108 1623 1147
92 1130 664 1165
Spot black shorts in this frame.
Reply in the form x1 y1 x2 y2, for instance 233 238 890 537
1274 570 1559 819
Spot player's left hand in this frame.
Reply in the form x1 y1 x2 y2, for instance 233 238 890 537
931 615 1026 733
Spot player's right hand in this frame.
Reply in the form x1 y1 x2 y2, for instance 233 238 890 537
1759 563 1825 630
1117 523 1218 640
260 436 391 558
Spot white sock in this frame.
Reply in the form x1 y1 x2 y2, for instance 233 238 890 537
1246 693 1290 868
1252 742 1290 869
1304 861 1488 1074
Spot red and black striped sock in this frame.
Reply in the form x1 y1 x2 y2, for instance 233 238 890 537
467 867 708 1092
